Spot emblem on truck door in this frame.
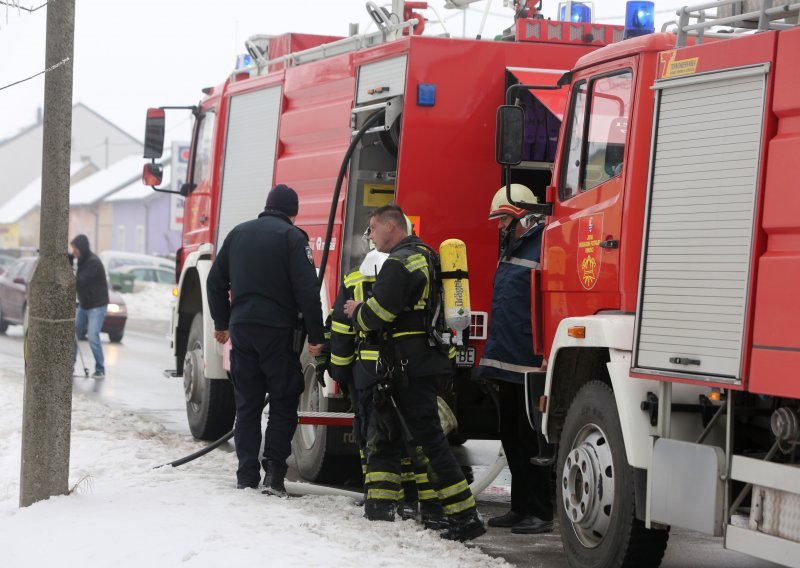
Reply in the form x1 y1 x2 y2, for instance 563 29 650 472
578 214 603 290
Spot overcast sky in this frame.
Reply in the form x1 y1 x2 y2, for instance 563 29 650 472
0 0 687 147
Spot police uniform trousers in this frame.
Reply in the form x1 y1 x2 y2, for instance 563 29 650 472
366 373 474 517
498 380 553 521
230 323 304 487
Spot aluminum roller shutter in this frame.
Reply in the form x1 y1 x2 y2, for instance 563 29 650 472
216 85 282 248
356 55 407 104
633 65 768 381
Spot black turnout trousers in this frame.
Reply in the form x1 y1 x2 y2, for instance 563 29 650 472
230 323 304 487
498 380 553 521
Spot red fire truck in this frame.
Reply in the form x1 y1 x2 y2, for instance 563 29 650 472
491 1 799 566
141 2 623 481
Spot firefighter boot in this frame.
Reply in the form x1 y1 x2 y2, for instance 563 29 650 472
398 500 419 521
262 460 288 498
440 509 486 542
420 501 448 530
365 500 397 522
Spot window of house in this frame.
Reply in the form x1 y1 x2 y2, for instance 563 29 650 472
117 225 126 250
135 225 145 254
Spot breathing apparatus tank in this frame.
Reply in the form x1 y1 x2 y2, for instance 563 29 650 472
438 239 471 346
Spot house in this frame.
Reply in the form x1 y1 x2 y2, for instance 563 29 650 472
0 161 98 249
105 165 181 256
0 103 142 208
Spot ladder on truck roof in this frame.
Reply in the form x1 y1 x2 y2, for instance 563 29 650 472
673 0 800 47
245 2 419 74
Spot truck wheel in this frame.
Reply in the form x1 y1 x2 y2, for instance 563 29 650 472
108 332 123 343
558 380 669 568
184 313 235 440
291 351 355 483
0 303 8 333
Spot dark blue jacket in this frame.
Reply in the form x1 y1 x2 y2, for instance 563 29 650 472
477 223 544 384
207 211 324 344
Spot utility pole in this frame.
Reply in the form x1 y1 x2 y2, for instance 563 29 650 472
20 0 77 507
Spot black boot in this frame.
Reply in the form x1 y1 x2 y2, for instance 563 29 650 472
398 500 419 521
511 515 554 534
440 509 486 542
262 460 288 498
420 501 448 530
487 509 525 528
365 500 396 522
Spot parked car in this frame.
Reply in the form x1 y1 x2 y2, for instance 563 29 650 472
108 264 174 293
0 254 16 275
99 250 175 272
0 257 128 342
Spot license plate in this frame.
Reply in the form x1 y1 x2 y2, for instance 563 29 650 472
455 347 476 368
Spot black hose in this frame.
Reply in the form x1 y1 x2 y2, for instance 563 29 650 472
153 394 269 469
158 108 386 469
318 108 386 286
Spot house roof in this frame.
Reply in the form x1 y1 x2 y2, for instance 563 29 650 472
106 164 172 202
0 161 96 224
70 155 144 206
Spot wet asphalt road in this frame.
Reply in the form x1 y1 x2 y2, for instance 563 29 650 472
0 320 780 567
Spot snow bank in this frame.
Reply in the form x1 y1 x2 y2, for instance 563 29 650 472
119 283 174 321
0 370 505 567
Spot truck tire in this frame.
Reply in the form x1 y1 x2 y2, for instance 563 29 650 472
0 303 8 333
558 380 669 568
108 331 123 343
184 313 235 440
291 351 356 483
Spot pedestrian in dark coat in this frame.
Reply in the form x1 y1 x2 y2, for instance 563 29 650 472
207 184 325 496
70 234 108 379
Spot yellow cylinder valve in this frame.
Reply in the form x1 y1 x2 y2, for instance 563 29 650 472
439 238 471 345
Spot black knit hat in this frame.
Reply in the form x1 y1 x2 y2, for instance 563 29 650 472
265 184 299 217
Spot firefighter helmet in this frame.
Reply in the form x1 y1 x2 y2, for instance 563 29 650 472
488 184 538 220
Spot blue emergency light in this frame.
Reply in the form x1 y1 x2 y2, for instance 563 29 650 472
624 1 655 38
235 53 253 70
559 2 592 23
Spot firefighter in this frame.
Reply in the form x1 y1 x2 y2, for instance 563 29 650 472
207 184 325 496
343 204 485 542
478 184 554 534
329 234 446 529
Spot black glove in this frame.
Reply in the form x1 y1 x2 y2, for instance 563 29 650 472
314 355 328 388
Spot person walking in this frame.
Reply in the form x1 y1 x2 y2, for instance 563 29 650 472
478 184 554 535
70 234 108 380
343 204 485 541
207 184 325 496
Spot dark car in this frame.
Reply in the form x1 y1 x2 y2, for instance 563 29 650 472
0 257 128 342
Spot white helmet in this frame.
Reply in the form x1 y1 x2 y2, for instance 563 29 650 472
488 184 538 220
359 249 389 278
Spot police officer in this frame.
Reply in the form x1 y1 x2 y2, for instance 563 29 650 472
207 184 325 496
478 184 554 534
343 204 485 541
330 240 445 529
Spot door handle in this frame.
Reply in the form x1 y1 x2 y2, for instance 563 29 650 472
599 239 619 249
200 215 209 223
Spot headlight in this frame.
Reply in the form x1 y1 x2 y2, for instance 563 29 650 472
107 304 122 314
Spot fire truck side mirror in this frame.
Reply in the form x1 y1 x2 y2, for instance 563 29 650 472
495 105 525 166
144 108 166 159
142 163 163 187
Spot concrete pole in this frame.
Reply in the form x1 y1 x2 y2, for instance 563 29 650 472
20 0 77 508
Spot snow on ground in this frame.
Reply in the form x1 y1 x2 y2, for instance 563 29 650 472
0 370 505 568
120 283 174 321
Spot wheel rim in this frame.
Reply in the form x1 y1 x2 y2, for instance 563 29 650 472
562 422 615 548
183 342 203 410
297 360 323 451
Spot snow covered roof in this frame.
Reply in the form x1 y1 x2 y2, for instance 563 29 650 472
70 154 144 206
0 161 96 224
106 164 172 202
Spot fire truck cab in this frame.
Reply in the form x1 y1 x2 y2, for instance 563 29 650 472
495 1 800 566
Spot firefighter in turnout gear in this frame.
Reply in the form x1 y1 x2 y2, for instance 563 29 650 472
478 184 555 534
343 205 485 541
329 241 446 529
